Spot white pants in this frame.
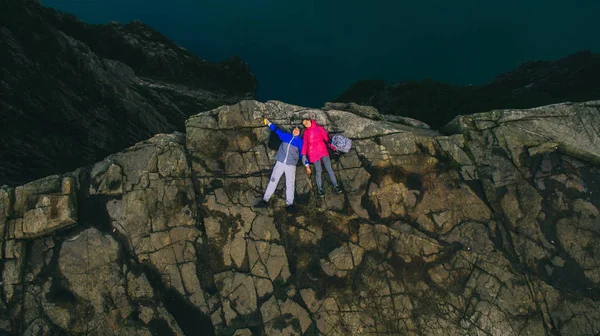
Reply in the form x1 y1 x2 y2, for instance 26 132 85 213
263 161 296 205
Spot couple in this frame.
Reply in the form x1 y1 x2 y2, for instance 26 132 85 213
255 117 342 212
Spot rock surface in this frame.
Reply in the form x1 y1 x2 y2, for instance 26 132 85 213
0 0 256 187
323 102 383 120
335 50 600 129
1 99 599 335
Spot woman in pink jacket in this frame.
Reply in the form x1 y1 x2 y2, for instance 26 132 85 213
301 118 343 197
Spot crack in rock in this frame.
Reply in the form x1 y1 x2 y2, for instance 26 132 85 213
3 99 600 335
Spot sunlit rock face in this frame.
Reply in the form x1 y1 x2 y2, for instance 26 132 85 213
0 0 256 187
1 99 599 335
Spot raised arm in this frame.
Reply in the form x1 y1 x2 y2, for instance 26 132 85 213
265 119 292 143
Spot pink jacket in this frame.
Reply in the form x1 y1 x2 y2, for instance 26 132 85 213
301 120 332 163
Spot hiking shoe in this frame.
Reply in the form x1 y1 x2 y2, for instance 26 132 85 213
317 189 325 198
254 199 269 208
286 204 297 214
334 186 343 194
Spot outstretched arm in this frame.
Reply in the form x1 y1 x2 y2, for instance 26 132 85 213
266 119 292 143
321 126 337 150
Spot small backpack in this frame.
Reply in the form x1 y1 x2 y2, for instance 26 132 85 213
330 133 352 153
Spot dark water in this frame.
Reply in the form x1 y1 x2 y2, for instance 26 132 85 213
42 0 600 107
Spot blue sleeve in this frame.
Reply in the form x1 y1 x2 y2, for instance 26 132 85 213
270 123 293 143
277 129 293 143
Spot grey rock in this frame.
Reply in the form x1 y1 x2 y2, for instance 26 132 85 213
445 101 600 165
20 194 76 239
138 306 155 324
4 98 600 335
126 271 154 299
383 114 432 129
261 296 312 335
58 228 122 311
233 329 253 336
214 271 258 323
324 102 383 120
328 243 365 272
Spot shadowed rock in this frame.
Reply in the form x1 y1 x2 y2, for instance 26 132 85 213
335 50 600 129
0 0 256 187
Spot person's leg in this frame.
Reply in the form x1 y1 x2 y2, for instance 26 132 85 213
283 164 297 205
321 156 338 187
313 159 323 191
263 161 285 201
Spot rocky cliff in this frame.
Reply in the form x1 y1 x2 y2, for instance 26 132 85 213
334 50 600 130
1 99 599 335
0 0 256 187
